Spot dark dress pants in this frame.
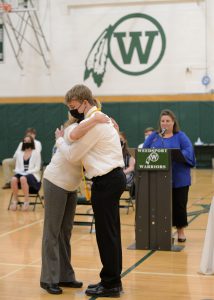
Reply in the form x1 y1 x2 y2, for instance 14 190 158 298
91 168 126 288
172 185 189 228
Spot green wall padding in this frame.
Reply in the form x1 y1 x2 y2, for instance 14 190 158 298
0 103 68 164
102 101 214 148
0 101 214 164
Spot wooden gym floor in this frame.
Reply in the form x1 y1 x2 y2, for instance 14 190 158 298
0 166 214 300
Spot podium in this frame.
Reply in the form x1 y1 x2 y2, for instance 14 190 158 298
133 148 185 251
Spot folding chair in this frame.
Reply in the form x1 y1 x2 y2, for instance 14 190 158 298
8 166 44 211
8 186 44 211
74 179 94 233
120 182 135 214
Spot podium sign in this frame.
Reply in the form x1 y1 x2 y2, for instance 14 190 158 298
135 148 172 251
136 149 169 171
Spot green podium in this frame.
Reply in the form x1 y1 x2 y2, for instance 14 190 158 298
134 148 181 251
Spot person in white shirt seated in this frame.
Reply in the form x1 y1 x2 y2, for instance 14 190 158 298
9 135 42 211
2 127 42 189
138 127 154 149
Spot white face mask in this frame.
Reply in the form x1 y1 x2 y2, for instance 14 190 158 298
144 135 149 140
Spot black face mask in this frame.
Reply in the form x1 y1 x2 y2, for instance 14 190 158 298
69 109 84 122
23 142 34 150
69 103 85 122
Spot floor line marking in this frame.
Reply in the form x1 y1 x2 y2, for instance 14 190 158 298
132 271 208 278
0 219 44 238
0 258 41 280
0 233 92 280
0 263 209 279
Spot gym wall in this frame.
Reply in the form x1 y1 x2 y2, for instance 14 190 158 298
1 95 213 164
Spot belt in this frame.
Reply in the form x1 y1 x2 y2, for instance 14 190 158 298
92 167 122 182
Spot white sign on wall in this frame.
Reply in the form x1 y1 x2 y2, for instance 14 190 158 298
0 0 212 96
84 13 166 87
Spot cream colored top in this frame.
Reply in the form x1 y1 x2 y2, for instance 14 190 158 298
44 123 82 191
56 107 124 179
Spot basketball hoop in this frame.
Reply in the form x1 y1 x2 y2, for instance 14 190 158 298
0 3 12 12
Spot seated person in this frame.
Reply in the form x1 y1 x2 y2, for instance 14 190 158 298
119 132 135 190
138 127 154 149
9 135 42 211
2 127 42 189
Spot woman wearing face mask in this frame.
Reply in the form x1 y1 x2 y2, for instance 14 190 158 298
143 109 195 242
10 135 41 211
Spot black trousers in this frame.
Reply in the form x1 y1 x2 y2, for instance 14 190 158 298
172 186 189 228
91 168 126 288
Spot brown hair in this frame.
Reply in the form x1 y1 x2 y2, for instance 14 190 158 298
157 109 180 133
65 84 96 106
119 131 131 158
25 127 36 136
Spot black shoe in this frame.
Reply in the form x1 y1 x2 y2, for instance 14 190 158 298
59 280 83 288
87 282 102 289
2 182 11 189
178 238 186 243
88 282 123 292
40 282 62 295
85 284 121 297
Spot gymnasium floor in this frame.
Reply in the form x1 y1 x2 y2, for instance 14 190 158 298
0 167 213 300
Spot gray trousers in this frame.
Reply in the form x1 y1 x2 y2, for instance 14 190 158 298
40 178 77 284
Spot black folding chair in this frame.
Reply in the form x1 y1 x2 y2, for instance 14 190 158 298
120 182 135 214
74 179 94 233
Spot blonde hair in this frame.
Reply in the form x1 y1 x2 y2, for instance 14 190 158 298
93 98 102 110
63 112 77 129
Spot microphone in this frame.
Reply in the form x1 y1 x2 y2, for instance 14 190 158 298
160 128 167 137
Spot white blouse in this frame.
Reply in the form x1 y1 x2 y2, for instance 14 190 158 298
14 150 41 182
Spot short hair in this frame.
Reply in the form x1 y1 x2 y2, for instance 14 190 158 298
158 109 180 133
25 127 36 136
65 84 95 105
144 127 154 134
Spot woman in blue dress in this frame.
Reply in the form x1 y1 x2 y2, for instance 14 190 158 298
143 109 195 242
